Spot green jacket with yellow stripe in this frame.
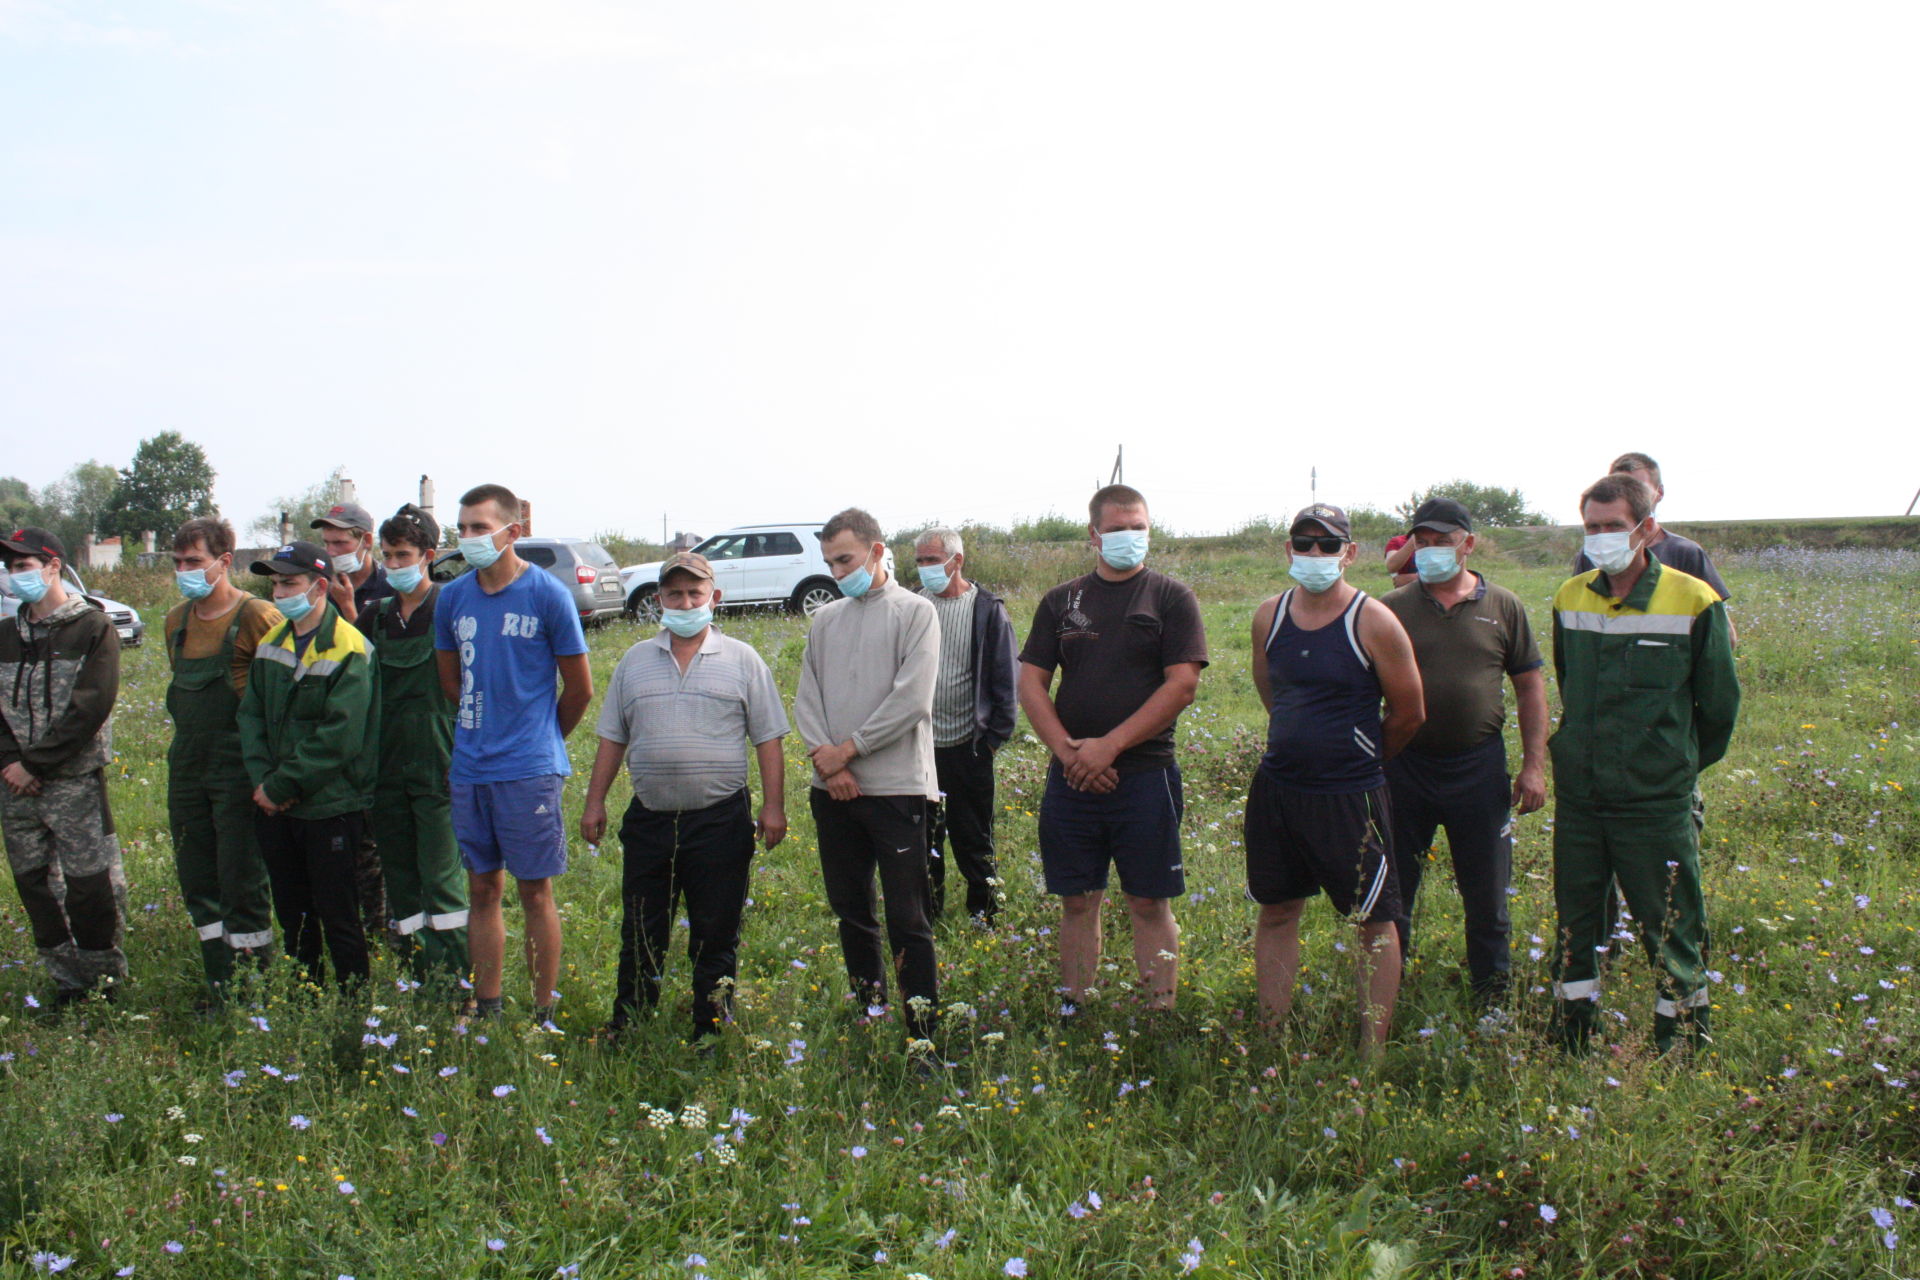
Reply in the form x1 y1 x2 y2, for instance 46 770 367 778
237 602 378 820
1549 558 1740 816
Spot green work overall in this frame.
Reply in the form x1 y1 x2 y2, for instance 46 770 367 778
166 599 278 988
370 592 469 987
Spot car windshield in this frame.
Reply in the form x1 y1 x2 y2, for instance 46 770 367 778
692 534 749 562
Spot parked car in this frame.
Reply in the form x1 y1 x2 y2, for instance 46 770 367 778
430 537 626 626
620 523 885 622
0 567 145 647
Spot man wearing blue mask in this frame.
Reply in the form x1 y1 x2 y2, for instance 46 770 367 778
1549 473 1738 1057
794 507 942 1049
164 516 284 1000
1018 485 1207 1015
434 484 593 1028
1244 505 1424 1055
582 551 789 1045
1380 498 1547 1011
913 526 1017 926
0 527 127 1008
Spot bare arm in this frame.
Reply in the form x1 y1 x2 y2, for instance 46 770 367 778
1510 667 1548 814
579 736 626 845
436 649 461 703
754 736 787 848
1249 597 1278 712
555 652 593 738
1383 541 1415 575
1359 600 1424 760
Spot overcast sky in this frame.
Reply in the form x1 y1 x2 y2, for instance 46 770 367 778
3 1 1915 543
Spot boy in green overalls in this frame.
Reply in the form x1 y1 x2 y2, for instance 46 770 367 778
165 517 284 998
369 505 469 992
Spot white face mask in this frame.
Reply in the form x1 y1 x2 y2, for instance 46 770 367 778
331 551 363 574
1583 525 1642 575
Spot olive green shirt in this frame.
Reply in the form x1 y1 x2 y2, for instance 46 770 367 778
1381 572 1541 756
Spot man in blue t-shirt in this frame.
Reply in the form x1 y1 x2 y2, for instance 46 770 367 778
434 484 592 1026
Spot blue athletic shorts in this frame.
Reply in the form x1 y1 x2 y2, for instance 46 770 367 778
451 775 569 881
1037 762 1185 899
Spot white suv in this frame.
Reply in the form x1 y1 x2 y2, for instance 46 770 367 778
621 523 845 621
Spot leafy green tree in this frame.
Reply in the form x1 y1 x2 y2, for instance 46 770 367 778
101 431 218 546
0 477 43 533
1393 480 1549 529
42 461 120 554
249 468 350 544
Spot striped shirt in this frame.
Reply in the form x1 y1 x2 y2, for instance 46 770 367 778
923 586 976 747
595 628 789 812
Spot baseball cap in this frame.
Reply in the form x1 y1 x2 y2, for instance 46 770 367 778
658 551 715 582
311 503 374 534
1288 504 1352 540
0 526 67 564
1408 497 1474 535
250 541 332 577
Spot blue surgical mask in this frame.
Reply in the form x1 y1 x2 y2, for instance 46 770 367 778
459 531 504 571
661 605 712 638
1288 554 1344 594
386 564 425 594
838 563 874 600
1413 545 1462 584
8 568 48 604
274 584 317 623
176 568 215 600
917 556 953 594
1099 530 1149 570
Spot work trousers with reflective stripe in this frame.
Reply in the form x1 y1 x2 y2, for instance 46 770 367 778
169 747 278 985
1550 804 1709 1053
371 781 469 989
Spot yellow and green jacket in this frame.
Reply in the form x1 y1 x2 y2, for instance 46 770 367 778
237 603 378 820
1549 559 1739 815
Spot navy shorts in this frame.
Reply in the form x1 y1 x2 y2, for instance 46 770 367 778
451 775 569 881
1243 769 1404 927
1037 763 1185 899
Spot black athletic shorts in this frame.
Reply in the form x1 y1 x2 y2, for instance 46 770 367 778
1243 768 1404 926
1037 762 1185 899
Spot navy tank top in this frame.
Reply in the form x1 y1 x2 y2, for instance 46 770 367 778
1260 588 1386 794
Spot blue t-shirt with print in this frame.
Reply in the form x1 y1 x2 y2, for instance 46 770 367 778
433 562 589 784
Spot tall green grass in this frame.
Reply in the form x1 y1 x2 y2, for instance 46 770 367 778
0 550 1915 1277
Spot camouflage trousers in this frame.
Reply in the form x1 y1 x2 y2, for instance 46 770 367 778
3 769 128 993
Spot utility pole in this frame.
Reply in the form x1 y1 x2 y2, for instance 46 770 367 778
1110 445 1123 485
1311 466 1318 504
1907 486 1919 517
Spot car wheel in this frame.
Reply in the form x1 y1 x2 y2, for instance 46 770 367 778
789 577 841 616
627 585 662 623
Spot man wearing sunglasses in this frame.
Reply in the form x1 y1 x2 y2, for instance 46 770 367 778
1244 505 1424 1055
1380 498 1547 1012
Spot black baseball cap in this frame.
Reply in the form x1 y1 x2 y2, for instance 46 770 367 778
1408 497 1473 535
250 541 332 577
0 526 67 564
311 502 374 534
1289 504 1352 540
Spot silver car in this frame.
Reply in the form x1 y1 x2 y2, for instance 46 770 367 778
432 537 625 626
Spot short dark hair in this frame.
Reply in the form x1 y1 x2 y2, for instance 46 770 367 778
821 507 883 546
1580 473 1655 523
379 504 440 554
1609 452 1661 489
1089 484 1148 525
172 516 234 559
458 484 521 527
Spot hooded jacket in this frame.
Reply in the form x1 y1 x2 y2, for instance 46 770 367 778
0 593 119 779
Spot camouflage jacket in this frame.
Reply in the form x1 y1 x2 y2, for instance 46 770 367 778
0 593 120 778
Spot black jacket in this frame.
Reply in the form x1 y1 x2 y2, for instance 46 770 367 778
966 587 1018 751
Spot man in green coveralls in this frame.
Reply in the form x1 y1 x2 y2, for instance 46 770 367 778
368 505 468 990
165 517 284 997
1550 472 1739 1056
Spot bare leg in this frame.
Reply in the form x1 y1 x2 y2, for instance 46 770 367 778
1356 921 1402 1057
1058 891 1104 1002
1254 899 1307 1026
1125 895 1179 1010
516 876 563 1013
467 870 506 1001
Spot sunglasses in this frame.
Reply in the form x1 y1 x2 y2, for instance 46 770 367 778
1290 536 1347 554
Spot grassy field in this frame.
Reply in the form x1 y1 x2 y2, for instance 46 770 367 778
2 544 1917 1278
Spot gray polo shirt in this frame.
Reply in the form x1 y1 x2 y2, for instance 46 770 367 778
596 628 789 812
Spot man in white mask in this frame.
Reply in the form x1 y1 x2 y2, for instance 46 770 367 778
1018 485 1207 1016
1548 473 1739 1057
1380 498 1547 1012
